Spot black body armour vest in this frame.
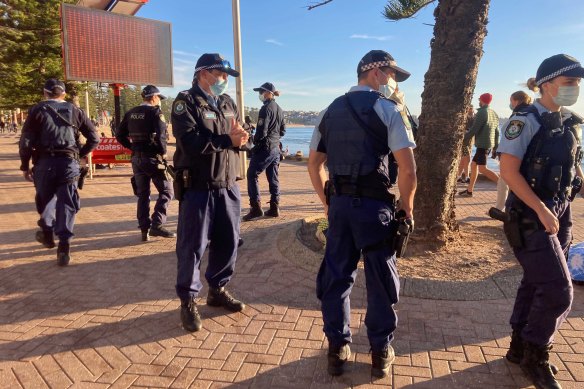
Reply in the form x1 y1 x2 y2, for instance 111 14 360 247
518 105 581 199
37 101 79 152
127 105 160 148
319 91 391 191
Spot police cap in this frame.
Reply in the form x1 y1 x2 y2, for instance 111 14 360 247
194 53 240 77
44 78 66 94
253 82 277 93
141 85 166 100
536 54 584 86
357 50 410 82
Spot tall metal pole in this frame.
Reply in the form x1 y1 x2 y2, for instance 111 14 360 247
232 0 247 178
84 82 91 118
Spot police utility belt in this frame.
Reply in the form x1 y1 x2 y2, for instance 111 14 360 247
324 179 395 205
132 151 160 158
39 149 79 160
172 168 232 201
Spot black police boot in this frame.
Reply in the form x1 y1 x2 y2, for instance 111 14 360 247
150 225 176 238
264 201 280 217
520 341 561 389
238 238 244 247
206 287 245 312
327 342 351 376
507 331 559 375
371 344 395 378
506 330 524 364
141 228 150 242
57 242 70 267
180 297 202 332
242 201 263 221
35 229 55 249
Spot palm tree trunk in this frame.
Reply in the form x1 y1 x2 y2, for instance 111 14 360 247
414 0 490 247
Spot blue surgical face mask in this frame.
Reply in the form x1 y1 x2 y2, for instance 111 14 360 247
210 75 228 96
259 93 266 103
552 85 580 106
509 103 514 111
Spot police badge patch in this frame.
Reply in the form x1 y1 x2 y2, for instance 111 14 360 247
159 113 166 123
505 120 524 140
257 118 264 126
173 100 186 115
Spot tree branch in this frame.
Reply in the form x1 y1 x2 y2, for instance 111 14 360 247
306 0 334 10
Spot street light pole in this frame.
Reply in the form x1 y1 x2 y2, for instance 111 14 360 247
232 0 247 178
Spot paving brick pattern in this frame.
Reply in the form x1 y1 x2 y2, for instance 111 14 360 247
0 133 583 388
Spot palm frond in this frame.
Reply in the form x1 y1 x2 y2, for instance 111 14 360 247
383 0 435 21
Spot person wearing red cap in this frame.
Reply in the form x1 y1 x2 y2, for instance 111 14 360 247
459 92 500 196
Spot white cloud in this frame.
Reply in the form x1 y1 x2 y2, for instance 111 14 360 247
266 39 284 46
350 34 393 41
173 49 199 57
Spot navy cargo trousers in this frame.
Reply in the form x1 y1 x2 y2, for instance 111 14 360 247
131 156 173 231
509 197 573 346
175 186 241 302
34 157 80 243
317 195 399 353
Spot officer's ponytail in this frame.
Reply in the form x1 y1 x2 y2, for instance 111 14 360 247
273 91 280 97
526 77 540 94
511 90 532 105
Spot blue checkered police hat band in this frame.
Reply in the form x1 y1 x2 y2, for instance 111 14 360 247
360 60 397 73
536 64 581 86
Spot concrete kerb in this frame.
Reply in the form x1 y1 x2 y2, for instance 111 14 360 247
279 217 521 301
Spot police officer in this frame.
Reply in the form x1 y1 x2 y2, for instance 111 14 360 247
171 53 249 332
307 50 417 378
116 85 175 241
243 82 286 220
498 54 584 389
19 79 99 266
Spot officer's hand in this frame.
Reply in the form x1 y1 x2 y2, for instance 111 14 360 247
79 157 88 166
229 118 249 147
23 169 33 182
537 207 559 234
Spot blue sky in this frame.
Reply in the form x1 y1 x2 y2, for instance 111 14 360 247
136 0 584 117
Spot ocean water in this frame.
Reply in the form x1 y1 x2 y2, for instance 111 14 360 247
281 126 502 172
281 126 314 157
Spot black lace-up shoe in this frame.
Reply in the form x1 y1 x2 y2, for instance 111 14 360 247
141 229 150 242
180 297 202 332
36 229 55 248
150 225 176 238
371 345 395 378
206 287 245 312
327 342 351 376
57 242 70 267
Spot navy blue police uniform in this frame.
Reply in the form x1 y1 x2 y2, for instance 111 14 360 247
497 54 584 388
19 79 99 265
116 85 174 241
171 53 246 332
244 82 286 219
309 50 415 377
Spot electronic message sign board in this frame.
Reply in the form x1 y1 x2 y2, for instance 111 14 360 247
61 3 172 86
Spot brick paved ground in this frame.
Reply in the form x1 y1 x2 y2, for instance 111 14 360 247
0 132 583 388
